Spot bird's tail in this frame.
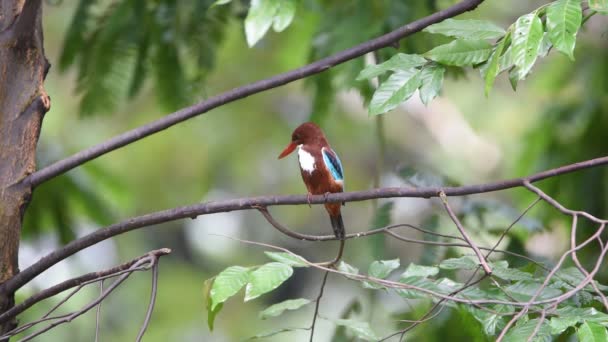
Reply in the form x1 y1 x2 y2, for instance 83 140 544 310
330 214 345 240
329 214 346 265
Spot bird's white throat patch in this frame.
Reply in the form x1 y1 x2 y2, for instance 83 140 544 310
297 145 316 174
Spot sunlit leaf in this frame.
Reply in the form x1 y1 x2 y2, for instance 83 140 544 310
203 277 223 331
419 64 445 104
511 13 543 80
369 69 421 115
425 39 493 66
245 263 293 301
546 0 582 60
423 19 505 39
264 252 308 267
589 0 608 13
333 319 380 341
244 0 296 46
356 53 427 80
337 261 360 277
210 266 250 310
259 298 311 319
578 321 608 342
211 0 232 6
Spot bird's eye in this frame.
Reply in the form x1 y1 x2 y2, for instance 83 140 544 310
293 134 300 141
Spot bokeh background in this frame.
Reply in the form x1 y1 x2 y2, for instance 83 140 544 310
16 0 608 340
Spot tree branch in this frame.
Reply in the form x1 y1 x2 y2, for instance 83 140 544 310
2 155 607 297
24 0 485 187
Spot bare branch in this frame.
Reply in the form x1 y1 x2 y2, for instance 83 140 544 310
309 271 330 342
136 261 160 342
439 191 492 274
0 249 170 325
24 0 486 188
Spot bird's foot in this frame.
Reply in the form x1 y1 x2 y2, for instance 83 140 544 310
307 192 312 208
323 192 331 203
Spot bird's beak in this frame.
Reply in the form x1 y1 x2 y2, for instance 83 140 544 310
278 142 297 159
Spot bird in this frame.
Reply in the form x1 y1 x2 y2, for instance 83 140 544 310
278 122 346 262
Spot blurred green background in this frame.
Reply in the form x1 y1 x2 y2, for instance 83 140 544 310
16 0 608 341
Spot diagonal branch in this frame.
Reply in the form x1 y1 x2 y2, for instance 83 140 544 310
24 0 485 187
2 155 608 296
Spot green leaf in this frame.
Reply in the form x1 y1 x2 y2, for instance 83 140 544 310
504 318 551 342
508 66 519 90
578 321 608 342
245 263 293 301
356 53 427 80
259 298 311 319
209 266 250 310
272 0 296 32
369 259 400 278
402 263 439 278
470 304 512 335
439 256 478 270
423 19 506 39
369 69 421 115
425 39 493 66
337 261 360 277
546 0 582 60
511 13 543 80
483 34 509 96
333 319 380 341
505 281 562 301
363 259 400 289
264 252 308 267
397 276 442 299
203 277 223 331
589 0 608 13
244 0 296 47
550 307 608 334
491 263 534 281
419 64 445 105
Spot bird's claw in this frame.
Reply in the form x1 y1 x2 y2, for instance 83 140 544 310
307 192 312 208
323 192 331 203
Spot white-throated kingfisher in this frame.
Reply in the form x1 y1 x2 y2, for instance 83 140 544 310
278 122 346 243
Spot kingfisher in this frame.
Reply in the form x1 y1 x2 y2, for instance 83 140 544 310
278 122 346 247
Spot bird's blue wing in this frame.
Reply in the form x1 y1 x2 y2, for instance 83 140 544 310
322 147 344 182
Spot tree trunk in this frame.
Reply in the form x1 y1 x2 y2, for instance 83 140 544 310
0 0 49 334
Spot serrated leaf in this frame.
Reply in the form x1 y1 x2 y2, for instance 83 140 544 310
547 0 582 60
419 64 445 104
272 0 296 32
439 256 478 270
397 276 443 299
483 35 509 96
504 318 551 342
264 252 308 267
511 13 543 80
356 53 427 80
333 319 380 341
578 321 608 342
245 263 293 301
402 263 439 278
423 19 506 39
369 69 421 115
589 0 608 13
425 39 493 66
259 298 311 319
210 266 250 310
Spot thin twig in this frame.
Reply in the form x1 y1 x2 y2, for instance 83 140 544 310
439 191 492 274
309 271 330 342
136 261 160 342
95 280 103 342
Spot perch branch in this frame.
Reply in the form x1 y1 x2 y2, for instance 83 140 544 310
3 155 607 296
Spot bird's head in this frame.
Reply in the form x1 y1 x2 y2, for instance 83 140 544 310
278 122 325 159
